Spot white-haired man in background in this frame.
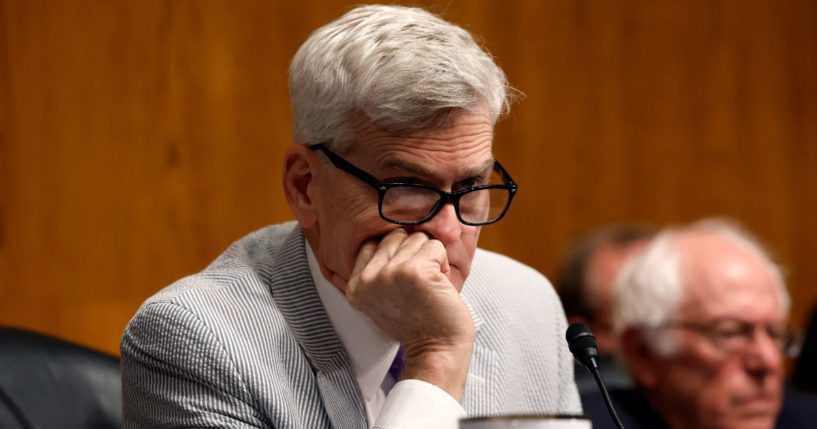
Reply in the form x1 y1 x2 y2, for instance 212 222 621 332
582 219 813 429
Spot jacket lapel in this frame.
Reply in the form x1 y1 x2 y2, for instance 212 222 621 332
263 224 368 429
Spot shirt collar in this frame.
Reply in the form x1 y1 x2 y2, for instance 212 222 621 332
306 244 400 403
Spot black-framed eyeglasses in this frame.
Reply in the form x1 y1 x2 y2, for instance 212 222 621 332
661 318 801 358
309 143 518 226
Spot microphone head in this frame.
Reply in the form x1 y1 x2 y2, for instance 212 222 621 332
566 323 600 369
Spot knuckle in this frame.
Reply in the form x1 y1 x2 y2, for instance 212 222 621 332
410 231 430 241
381 263 405 283
358 266 379 285
426 238 445 250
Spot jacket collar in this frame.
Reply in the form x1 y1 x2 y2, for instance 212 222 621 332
262 223 369 429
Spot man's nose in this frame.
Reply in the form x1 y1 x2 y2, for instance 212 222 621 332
411 203 463 245
743 330 784 376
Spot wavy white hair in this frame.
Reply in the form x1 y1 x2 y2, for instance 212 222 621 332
613 218 789 356
288 5 513 149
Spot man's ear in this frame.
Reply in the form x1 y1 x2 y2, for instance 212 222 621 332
619 328 661 389
283 144 318 228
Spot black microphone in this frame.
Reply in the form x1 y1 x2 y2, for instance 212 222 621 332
566 323 625 429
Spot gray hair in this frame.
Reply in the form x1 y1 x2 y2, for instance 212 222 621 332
288 4 513 149
613 218 789 356
557 223 656 321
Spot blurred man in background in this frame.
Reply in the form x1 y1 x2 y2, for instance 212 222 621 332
584 219 811 429
557 223 655 392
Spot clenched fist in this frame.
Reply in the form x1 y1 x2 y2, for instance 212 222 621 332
346 228 475 401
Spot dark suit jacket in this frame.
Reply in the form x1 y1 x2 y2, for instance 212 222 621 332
582 387 817 429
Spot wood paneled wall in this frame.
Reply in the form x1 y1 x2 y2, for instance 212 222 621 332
1 0 816 355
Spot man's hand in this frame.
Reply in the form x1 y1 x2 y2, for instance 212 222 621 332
346 229 475 401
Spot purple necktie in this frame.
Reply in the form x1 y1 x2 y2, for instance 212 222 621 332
387 347 406 381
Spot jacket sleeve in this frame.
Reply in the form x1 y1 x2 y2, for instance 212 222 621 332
120 301 268 428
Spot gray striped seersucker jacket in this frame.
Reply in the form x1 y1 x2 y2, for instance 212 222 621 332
121 222 582 428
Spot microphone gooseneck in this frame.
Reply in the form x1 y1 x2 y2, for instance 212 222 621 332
565 323 625 429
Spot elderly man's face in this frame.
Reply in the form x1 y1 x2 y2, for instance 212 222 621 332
645 235 786 429
305 110 495 292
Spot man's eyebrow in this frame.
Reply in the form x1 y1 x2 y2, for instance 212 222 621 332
379 157 495 179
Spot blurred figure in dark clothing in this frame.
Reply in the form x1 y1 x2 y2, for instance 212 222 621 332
791 304 817 394
557 223 655 393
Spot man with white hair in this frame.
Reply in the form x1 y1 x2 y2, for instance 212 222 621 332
121 4 581 429
582 219 812 429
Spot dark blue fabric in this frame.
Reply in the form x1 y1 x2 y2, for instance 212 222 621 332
581 387 817 429
573 355 633 395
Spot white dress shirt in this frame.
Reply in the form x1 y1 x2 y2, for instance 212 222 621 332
307 245 466 429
